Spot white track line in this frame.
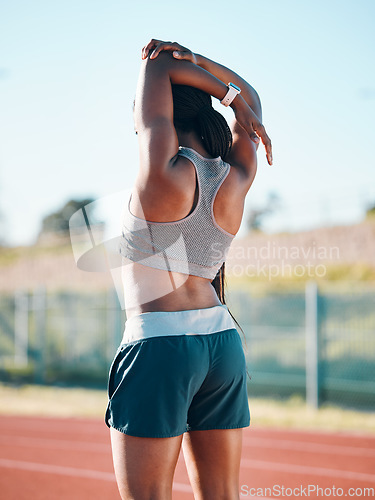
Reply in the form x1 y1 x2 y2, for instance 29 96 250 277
0 458 192 493
1 435 374 483
2 434 375 460
0 459 116 481
2 455 372 487
0 435 110 452
2 457 372 496
0 420 103 434
241 458 375 483
0 435 184 466
249 426 375 440
243 436 375 457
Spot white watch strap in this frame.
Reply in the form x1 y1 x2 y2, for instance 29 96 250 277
220 83 241 107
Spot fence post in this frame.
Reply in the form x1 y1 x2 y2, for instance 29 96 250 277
305 281 320 409
14 290 29 366
33 286 47 384
107 288 123 363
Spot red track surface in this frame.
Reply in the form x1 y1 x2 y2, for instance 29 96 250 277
0 415 374 499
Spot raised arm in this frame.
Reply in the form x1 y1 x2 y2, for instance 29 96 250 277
135 53 229 176
136 50 271 180
193 54 270 173
195 54 263 122
143 39 273 167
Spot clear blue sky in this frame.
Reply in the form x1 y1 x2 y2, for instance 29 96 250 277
1 0 374 246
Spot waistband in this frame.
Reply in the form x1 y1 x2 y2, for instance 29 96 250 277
121 304 236 344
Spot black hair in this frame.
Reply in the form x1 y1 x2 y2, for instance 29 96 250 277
171 84 233 160
172 84 232 301
211 263 249 378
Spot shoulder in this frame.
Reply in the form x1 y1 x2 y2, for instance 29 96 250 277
137 150 196 197
224 125 258 195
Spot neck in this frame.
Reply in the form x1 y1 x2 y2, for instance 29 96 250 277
176 130 215 159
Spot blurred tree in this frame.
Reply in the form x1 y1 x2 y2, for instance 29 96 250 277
365 202 375 219
0 178 6 246
246 192 281 232
38 198 105 238
0 210 5 246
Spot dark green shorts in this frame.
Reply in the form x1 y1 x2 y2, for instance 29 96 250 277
105 305 250 438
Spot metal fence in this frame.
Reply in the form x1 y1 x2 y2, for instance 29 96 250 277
227 283 375 409
0 288 125 387
0 283 374 409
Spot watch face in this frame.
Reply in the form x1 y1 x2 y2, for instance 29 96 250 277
229 82 241 92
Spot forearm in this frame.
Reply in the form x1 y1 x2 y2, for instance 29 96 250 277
195 54 262 121
141 52 249 116
135 52 243 154
164 54 230 104
140 39 272 164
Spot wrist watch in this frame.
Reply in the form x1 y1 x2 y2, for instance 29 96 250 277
220 82 241 107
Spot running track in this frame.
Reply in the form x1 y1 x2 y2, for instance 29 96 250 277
0 415 374 499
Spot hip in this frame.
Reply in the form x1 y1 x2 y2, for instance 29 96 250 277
121 303 236 344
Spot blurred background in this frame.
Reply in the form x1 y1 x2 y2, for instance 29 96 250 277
0 0 375 423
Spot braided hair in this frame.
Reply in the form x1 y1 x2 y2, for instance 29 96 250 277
172 84 234 309
171 84 233 160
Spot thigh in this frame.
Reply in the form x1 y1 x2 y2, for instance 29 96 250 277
182 428 243 500
110 427 183 500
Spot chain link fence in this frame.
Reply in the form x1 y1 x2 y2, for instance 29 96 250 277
227 284 375 409
0 284 374 409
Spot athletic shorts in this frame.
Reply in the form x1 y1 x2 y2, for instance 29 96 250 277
105 304 250 438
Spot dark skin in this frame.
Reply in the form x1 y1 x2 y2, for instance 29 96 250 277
111 40 273 500
123 39 272 318
143 39 272 163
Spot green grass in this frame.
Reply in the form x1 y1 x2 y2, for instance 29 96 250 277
0 241 73 267
226 263 375 292
250 395 375 434
1 384 374 434
0 383 108 419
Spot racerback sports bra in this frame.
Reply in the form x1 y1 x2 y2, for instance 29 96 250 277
119 146 235 280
